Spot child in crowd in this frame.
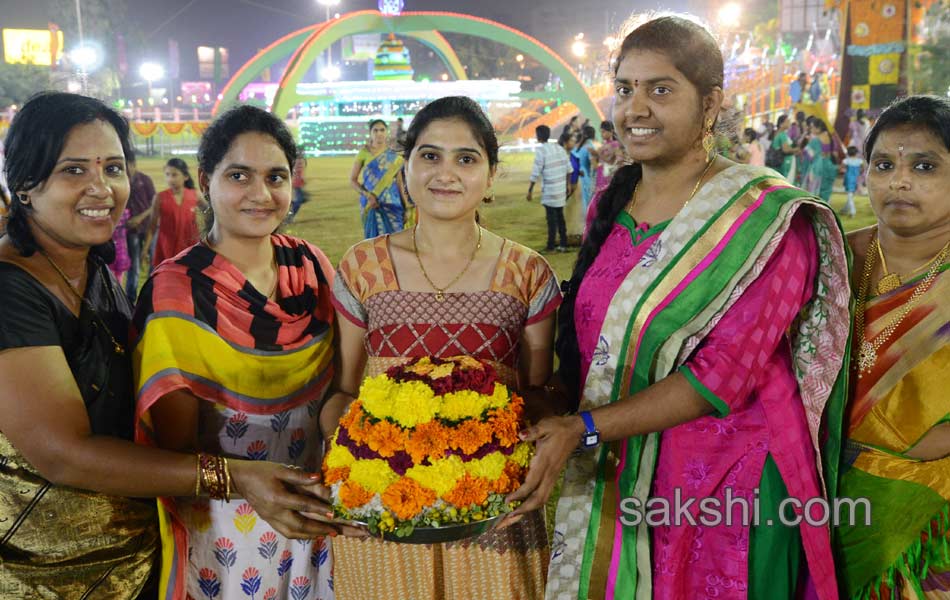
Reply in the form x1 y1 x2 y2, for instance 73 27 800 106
841 145 864 218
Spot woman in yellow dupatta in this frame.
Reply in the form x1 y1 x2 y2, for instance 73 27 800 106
838 95 950 599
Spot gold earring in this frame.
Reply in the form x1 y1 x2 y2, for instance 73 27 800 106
701 118 715 155
483 186 495 203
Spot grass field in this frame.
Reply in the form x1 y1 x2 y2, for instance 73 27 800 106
136 153 877 280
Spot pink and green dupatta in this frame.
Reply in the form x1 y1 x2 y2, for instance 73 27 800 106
547 165 852 600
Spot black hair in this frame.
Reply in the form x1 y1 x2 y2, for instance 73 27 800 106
164 157 196 190
127 149 137 165
600 120 615 133
556 15 723 404
864 95 950 158
806 115 819 127
812 119 829 133
368 118 388 130
3 91 132 257
557 131 573 147
847 145 858 157
855 108 866 123
196 104 298 234
743 127 757 143
401 96 499 170
536 125 551 142
771 115 788 141
577 124 597 148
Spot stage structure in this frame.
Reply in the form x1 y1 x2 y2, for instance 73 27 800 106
213 10 602 153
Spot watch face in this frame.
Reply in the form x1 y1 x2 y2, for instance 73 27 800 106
584 433 599 447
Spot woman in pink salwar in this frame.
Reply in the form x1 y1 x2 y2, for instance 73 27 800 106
501 15 852 600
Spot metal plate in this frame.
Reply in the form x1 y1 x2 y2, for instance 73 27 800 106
356 515 504 544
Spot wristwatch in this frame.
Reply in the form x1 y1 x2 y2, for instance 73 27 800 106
578 411 601 450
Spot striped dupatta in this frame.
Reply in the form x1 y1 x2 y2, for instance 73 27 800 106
547 165 852 600
838 265 950 599
131 234 336 600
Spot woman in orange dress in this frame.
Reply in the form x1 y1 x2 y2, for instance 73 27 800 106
133 157 202 267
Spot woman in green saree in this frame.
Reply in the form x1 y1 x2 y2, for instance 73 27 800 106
838 94 950 599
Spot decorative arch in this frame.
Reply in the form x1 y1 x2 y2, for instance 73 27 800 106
215 10 601 123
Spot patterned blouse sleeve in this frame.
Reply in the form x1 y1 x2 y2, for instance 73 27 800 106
331 247 368 328
525 253 563 326
678 211 818 417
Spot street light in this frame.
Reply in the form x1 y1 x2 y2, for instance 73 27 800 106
322 64 342 82
139 62 165 100
717 2 742 29
317 0 342 69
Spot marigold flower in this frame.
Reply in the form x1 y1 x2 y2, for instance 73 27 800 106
463 452 507 481
366 420 406 458
406 420 450 463
349 459 399 494
390 380 440 428
324 466 350 485
487 407 521 446
443 472 491 507
324 443 356 469
450 419 492 455
406 455 466 496
360 375 398 421
381 477 437 521
438 390 490 421
510 442 533 467
339 479 374 509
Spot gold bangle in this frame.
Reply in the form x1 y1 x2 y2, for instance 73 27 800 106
194 453 202 497
223 457 232 503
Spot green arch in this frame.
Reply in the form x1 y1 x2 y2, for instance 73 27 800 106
214 20 467 115
217 10 601 122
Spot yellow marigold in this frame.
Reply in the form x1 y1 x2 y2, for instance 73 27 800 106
455 356 484 370
348 459 399 494
324 443 356 469
450 419 492 455
405 420 450 463
324 466 350 485
463 452 507 481
339 479 375 509
390 380 439 428
365 420 406 458
510 442 533 467
405 455 466 497
437 389 490 421
442 472 491 507
487 383 511 409
359 375 398 421
381 477 438 521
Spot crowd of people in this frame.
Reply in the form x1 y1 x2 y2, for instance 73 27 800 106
1 12 949 600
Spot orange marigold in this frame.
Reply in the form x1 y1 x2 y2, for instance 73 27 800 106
502 461 526 492
450 419 492 455
338 479 374 509
339 401 364 431
366 420 406 458
324 466 350 485
405 420 450 464
443 472 491 507
381 477 437 521
487 407 521 446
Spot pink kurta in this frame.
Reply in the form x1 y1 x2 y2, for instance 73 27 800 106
575 204 834 598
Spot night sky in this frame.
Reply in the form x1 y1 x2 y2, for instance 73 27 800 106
2 0 694 80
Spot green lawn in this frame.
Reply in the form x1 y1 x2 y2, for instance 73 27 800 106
136 153 876 280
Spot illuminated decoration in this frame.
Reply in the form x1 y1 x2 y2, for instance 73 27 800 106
373 34 413 80
213 10 602 125
3 28 65 65
378 0 404 16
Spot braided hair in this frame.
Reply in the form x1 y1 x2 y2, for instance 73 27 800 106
555 15 724 405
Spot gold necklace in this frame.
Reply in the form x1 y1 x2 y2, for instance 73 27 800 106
39 250 125 356
625 156 717 218
412 223 482 302
875 237 948 295
853 232 949 377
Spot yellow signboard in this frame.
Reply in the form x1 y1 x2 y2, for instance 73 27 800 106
3 29 64 66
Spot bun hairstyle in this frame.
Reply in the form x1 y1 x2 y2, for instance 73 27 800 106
556 15 724 405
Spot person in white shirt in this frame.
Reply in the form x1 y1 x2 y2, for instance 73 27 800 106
527 125 570 251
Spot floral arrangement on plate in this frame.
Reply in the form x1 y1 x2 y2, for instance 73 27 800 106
322 356 532 539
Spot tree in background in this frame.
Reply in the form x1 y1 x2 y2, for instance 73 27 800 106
0 64 52 108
